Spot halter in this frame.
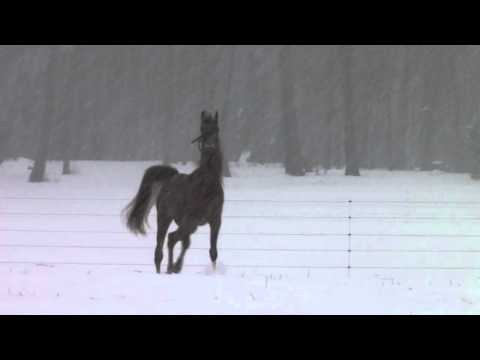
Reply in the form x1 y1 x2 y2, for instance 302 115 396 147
191 128 219 152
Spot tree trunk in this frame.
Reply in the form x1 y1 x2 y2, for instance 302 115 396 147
280 45 305 176
341 45 360 176
148 46 164 160
449 52 466 173
419 108 435 171
61 46 76 175
323 111 333 172
241 47 256 161
386 93 394 170
200 45 209 109
469 120 480 179
29 46 58 183
162 45 176 165
388 45 408 170
0 119 12 165
221 45 236 177
322 51 336 173
419 59 435 171
472 159 480 180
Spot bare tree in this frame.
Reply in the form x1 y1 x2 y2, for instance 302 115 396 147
58 45 76 175
0 46 27 164
280 45 305 176
468 118 480 179
322 48 338 173
29 46 58 182
0 120 12 165
0 45 476 173
419 46 440 171
341 45 360 176
387 45 408 170
162 45 176 165
220 45 237 177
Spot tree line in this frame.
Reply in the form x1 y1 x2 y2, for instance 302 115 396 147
0 45 479 181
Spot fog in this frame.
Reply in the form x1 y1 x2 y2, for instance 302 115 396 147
1 45 479 180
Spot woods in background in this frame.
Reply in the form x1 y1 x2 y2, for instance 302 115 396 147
0 45 479 180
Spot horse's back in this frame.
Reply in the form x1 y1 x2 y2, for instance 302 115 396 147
157 171 223 225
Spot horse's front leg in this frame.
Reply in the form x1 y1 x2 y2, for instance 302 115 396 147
209 218 221 269
155 215 171 274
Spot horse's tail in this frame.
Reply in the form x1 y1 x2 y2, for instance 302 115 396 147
123 165 178 236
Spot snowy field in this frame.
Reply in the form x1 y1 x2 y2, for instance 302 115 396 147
1 158 480 314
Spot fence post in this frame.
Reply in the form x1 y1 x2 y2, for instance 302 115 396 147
348 200 352 277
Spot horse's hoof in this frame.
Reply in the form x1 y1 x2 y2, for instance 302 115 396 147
172 266 182 274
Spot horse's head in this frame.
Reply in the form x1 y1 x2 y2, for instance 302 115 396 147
192 111 220 152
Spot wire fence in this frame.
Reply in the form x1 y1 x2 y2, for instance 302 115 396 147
2 211 480 221
1 261 479 272
5 196 350 203
1 197 480 272
3 196 480 205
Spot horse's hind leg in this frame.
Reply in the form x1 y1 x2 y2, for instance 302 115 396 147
155 215 171 274
166 230 181 274
167 221 196 274
209 218 221 269
172 235 191 274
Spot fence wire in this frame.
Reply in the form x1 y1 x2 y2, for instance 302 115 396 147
1 197 479 271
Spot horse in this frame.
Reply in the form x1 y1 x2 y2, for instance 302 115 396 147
123 111 224 274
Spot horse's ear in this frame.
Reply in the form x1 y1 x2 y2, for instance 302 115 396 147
201 111 206 121
214 111 219 123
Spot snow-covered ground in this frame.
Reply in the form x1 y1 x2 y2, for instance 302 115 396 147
1 158 480 314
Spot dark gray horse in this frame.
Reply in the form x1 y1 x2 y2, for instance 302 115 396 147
124 111 224 274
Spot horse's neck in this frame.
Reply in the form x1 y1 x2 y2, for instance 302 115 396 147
199 150 223 180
